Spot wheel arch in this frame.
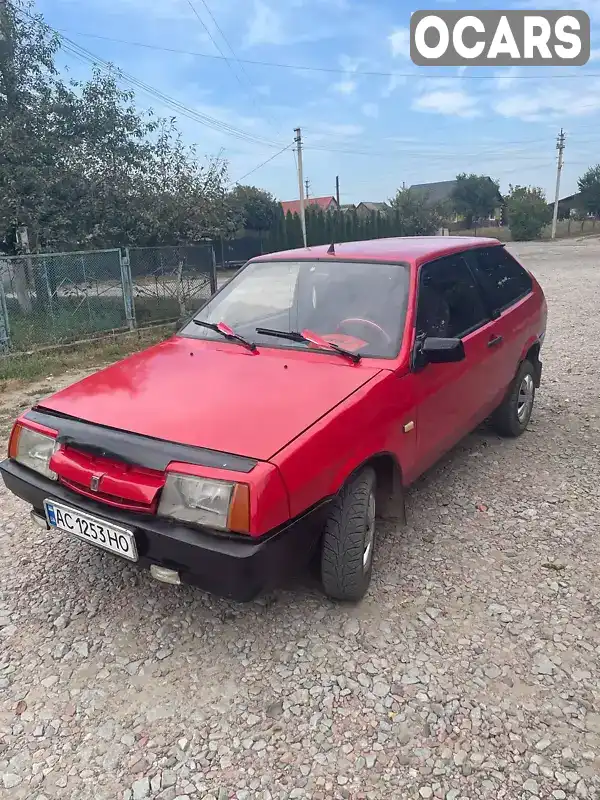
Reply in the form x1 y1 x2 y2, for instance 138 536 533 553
335 451 406 524
521 337 542 388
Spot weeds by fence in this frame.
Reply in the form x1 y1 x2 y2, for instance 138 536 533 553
452 217 599 242
0 245 216 354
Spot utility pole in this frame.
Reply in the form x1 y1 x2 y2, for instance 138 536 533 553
551 128 566 240
305 178 310 199
294 127 307 248
335 175 340 207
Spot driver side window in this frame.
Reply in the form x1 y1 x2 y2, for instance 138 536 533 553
417 254 490 339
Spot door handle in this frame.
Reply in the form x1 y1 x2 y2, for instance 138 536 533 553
488 334 503 348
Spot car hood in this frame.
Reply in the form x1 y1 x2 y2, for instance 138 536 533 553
38 336 383 461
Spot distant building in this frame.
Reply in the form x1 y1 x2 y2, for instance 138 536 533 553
409 178 504 223
340 203 356 213
553 192 586 218
356 202 391 217
281 196 339 215
409 180 462 206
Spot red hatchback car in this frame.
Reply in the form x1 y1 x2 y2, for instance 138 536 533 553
1 237 546 602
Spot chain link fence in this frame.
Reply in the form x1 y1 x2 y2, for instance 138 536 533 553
0 244 217 353
215 235 263 269
127 245 216 327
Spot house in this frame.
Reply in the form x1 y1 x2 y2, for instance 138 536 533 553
409 178 504 223
280 196 339 215
340 203 356 213
553 192 586 219
356 202 390 217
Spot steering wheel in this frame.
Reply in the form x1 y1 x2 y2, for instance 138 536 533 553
336 318 391 347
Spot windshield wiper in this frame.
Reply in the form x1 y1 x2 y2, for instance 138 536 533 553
194 320 257 352
255 327 361 364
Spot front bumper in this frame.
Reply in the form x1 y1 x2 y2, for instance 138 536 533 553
0 459 328 602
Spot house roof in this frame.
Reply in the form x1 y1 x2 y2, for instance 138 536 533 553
409 178 503 206
251 236 502 267
556 192 581 205
357 202 390 212
281 196 337 215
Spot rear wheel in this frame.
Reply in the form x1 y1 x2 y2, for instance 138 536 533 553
490 359 536 437
320 467 377 602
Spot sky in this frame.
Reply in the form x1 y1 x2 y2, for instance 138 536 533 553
36 0 600 205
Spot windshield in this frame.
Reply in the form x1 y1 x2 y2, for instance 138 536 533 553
180 259 411 358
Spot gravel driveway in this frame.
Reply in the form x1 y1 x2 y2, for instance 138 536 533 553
1 238 600 800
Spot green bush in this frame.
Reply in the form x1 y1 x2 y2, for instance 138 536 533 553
506 185 552 241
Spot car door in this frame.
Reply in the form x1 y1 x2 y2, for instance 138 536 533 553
463 246 535 408
412 253 493 477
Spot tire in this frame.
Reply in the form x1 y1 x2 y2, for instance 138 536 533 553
320 467 377 602
490 359 536 438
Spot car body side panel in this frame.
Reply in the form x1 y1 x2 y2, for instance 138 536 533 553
271 371 418 518
410 319 498 478
479 291 543 410
520 276 547 358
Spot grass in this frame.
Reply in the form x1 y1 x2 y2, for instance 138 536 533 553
451 219 599 242
6 296 127 351
0 325 173 387
4 294 207 352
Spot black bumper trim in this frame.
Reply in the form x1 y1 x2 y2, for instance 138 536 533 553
1 459 329 601
26 408 258 474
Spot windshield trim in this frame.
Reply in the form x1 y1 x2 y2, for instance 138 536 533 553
178 257 412 361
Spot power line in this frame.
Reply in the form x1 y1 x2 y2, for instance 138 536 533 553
13 7 600 185
229 142 294 185
53 29 600 81
301 143 570 160
194 0 253 86
185 0 245 90
189 0 283 136
16 6 286 150
58 39 283 148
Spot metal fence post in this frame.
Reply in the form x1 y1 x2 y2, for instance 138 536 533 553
0 280 11 353
120 248 136 330
210 246 217 294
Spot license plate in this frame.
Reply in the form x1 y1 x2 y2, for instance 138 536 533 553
44 500 138 562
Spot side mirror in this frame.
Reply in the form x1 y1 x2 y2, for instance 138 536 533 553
422 337 465 364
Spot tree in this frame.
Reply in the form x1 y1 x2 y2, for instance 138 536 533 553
1 0 70 251
228 184 279 234
451 173 501 229
577 165 600 217
388 188 445 235
134 120 235 246
0 1 234 256
505 185 552 241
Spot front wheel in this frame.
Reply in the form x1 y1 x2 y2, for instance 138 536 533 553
490 359 536 437
320 467 377 602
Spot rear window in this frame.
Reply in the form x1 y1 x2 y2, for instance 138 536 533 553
469 247 533 312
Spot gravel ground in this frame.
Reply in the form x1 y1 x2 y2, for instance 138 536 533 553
1 238 600 800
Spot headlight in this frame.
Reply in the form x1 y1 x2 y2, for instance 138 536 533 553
10 424 58 480
158 473 249 532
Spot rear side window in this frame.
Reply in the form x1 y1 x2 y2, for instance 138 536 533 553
469 247 533 312
417 254 489 339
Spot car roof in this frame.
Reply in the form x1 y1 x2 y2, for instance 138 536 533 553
250 236 502 267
